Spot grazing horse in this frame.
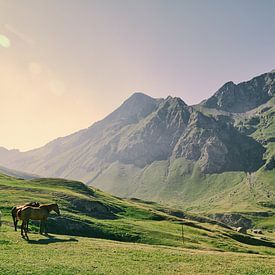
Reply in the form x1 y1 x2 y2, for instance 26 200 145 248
11 202 40 231
17 203 60 239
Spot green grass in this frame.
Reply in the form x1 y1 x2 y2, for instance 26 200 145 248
0 225 275 275
1 173 275 252
1 173 275 274
90 155 275 218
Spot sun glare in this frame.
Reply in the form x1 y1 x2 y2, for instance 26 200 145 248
0 34 10 48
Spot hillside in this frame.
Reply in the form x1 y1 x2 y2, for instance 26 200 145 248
0 165 38 180
1 173 275 254
0 71 274 213
1 229 275 275
1 173 275 274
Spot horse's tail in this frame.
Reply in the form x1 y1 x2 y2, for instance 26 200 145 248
11 207 18 230
11 207 17 220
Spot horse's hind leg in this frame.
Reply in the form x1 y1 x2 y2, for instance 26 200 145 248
24 222 29 240
12 213 17 231
21 220 29 240
15 219 18 231
21 221 25 238
11 208 16 231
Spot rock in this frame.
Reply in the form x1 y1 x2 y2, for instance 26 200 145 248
265 157 275 170
253 229 263 234
236 227 247 234
210 213 253 229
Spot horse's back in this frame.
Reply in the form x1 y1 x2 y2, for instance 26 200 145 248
21 206 48 220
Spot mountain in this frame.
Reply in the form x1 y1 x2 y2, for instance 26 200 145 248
0 71 274 212
0 165 38 179
201 71 275 113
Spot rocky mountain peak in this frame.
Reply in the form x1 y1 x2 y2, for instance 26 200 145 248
98 92 160 127
202 72 275 113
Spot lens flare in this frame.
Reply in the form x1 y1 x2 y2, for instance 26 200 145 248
0 34 11 48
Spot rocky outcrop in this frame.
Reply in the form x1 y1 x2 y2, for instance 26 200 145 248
202 71 275 113
265 156 275 170
209 213 253 229
173 111 265 173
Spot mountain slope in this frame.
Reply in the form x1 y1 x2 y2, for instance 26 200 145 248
0 71 274 212
2 172 275 254
0 165 38 179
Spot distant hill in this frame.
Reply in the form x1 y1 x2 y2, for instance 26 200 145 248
0 165 38 179
0 70 274 212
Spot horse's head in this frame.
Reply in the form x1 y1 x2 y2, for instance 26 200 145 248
52 204 60 216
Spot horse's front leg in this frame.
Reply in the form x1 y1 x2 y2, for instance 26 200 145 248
40 220 43 234
44 219 47 235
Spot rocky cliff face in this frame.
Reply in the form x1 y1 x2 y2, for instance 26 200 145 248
172 111 265 173
0 71 274 186
202 71 275 113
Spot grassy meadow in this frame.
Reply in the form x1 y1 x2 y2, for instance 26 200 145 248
0 172 275 274
1 225 275 275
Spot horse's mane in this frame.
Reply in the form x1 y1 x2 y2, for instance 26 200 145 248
25 202 40 207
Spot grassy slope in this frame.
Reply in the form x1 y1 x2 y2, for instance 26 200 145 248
1 173 275 274
92 159 275 214
1 225 275 275
0 173 275 255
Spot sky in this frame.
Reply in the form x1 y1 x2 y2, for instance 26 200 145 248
0 0 275 151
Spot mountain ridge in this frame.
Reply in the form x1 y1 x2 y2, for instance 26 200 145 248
0 70 274 210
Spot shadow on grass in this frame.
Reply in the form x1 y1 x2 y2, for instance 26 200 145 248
225 233 275 248
27 234 78 245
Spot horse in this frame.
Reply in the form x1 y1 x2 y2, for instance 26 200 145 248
11 202 40 231
17 203 60 239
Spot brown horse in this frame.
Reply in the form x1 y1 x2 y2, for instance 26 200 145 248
17 203 60 240
11 202 40 231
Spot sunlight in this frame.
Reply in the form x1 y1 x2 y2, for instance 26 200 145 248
0 34 10 48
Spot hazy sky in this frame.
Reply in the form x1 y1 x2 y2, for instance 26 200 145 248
0 0 275 151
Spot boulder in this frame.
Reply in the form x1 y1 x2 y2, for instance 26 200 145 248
253 229 263 234
236 227 247 234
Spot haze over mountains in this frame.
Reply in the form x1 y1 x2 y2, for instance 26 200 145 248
1 70 274 210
